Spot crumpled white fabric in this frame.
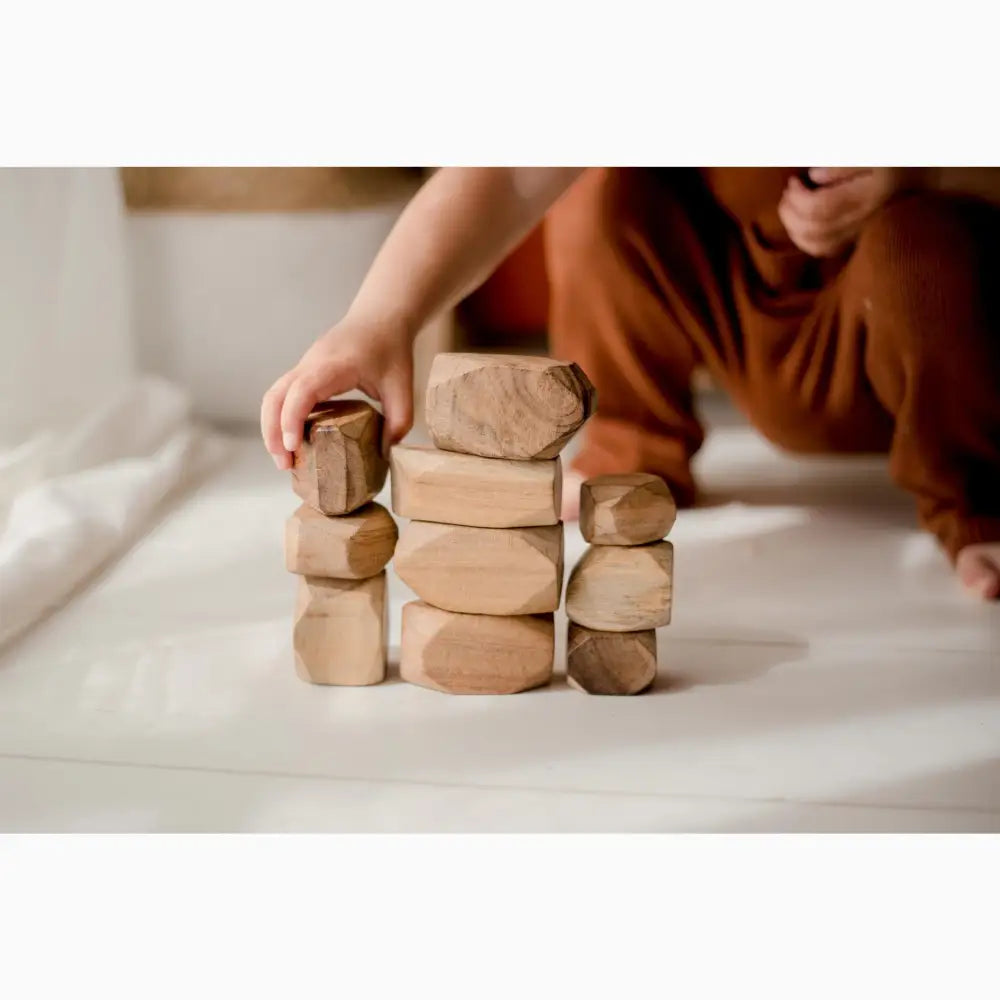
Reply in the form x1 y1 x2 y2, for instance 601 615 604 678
0 376 224 651
0 168 225 651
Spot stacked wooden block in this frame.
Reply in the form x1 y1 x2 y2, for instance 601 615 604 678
565 474 677 695
285 400 397 685
392 353 595 694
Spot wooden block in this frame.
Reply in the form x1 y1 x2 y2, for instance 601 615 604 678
394 521 563 615
400 601 554 694
291 400 388 515
567 624 657 695
293 573 387 685
285 502 397 579
565 541 673 631
580 473 677 545
390 445 561 528
425 353 596 460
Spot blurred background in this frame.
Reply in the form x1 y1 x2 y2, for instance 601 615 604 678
3 166 555 436
123 166 550 425
117 166 559 427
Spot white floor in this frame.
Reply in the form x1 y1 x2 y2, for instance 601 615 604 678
1 400 998 832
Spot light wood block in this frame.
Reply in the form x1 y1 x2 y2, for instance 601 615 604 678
425 353 596 460
390 445 561 528
567 624 657 695
293 573 387 685
394 521 563 615
580 473 677 545
400 601 554 694
285 502 397 579
565 541 673 631
291 400 388 515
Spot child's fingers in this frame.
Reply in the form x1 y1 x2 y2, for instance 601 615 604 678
783 175 867 224
279 366 356 454
777 194 857 257
808 166 871 187
261 372 295 468
378 367 414 457
280 377 323 454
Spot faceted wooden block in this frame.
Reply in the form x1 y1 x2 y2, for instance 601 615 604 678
394 521 563 615
425 353 596 460
284 502 397 579
293 573 387 685
565 541 673 631
390 444 561 528
580 473 677 545
400 601 554 694
567 624 657 695
291 400 388 515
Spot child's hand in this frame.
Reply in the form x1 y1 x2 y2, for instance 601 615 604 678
778 168 910 258
260 317 413 470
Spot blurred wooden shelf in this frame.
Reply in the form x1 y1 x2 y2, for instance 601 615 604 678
120 167 424 213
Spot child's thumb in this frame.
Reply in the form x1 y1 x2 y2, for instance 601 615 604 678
379 368 414 456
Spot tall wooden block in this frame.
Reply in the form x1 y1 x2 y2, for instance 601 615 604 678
580 473 677 546
390 445 561 528
291 400 388 515
394 521 563 615
285 502 397 579
293 573 387 685
400 601 554 694
565 541 673 631
425 353 596 460
567 624 657 695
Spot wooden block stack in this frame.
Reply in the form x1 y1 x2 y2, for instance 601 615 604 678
393 353 595 695
284 400 396 685
565 474 677 695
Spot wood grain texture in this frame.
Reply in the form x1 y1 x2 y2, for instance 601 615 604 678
425 353 596 460
394 521 563 615
400 601 554 694
285 502 397 579
293 573 387 685
566 624 657 695
390 445 561 528
565 541 673 631
291 400 388 515
580 473 677 545
120 167 422 213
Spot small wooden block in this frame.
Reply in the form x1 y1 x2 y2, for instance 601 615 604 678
567 624 657 695
285 502 397 579
580 473 677 546
390 445 561 528
394 521 563 615
565 541 673 631
291 400 388 515
425 353 596 460
400 601 554 694
293 573 387 685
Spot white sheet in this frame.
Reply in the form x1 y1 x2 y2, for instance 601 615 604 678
0 376 222 650
0 169 211 650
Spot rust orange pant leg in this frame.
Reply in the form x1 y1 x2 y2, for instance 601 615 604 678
849 194 1000 560
545 168 743 506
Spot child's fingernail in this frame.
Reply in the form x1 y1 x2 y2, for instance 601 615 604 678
282 432 296 452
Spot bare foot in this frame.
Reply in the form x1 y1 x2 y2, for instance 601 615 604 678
561 469 586 522
955 543 1000 601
